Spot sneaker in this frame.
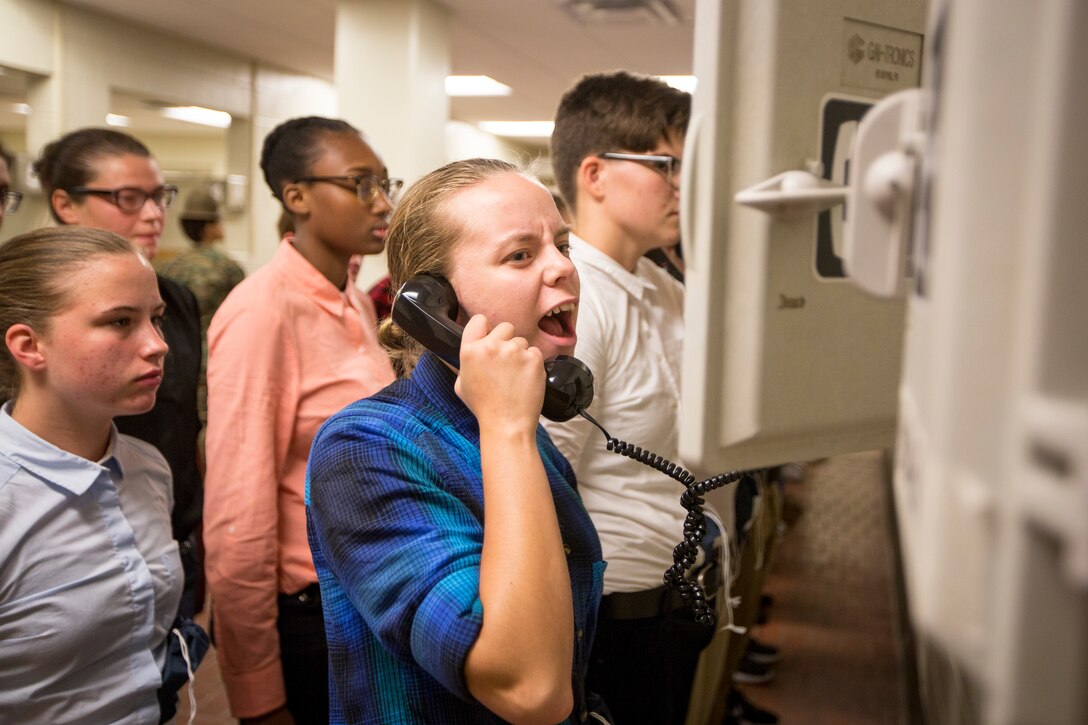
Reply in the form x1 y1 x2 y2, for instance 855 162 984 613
732 655 775 685
745 636 781 665
727 689 779 725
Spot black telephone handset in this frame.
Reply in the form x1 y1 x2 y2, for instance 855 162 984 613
391 274 594 423
392 274 754 627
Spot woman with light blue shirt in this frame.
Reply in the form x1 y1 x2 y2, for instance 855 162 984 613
0 226 182 724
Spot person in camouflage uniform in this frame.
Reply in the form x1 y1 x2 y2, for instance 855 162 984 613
159 187 245 429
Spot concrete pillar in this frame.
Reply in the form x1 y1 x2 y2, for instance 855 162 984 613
222 116 254 265
23 10 110 158
334 0 451 289
24 76 62 159
335 0 449 184
18 10 109 235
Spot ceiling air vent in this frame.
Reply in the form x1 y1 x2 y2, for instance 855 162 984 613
556 0 684 26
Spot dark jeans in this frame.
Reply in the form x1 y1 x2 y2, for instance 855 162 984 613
275 584 329 725
587 597 715 725
176 530 204 619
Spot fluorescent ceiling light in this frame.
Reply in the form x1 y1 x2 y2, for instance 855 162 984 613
446 75 512 97
658 75 697 92
160 105 232 129
106 113 131 127
12 103 30 115
479 121 554 138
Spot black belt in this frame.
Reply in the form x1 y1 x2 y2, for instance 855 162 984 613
598 586 688 620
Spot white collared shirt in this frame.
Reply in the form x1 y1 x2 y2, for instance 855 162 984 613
544 234 687 595
0 402 181 724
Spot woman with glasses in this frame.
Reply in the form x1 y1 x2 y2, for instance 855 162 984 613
203 116 396 725
34 128 206 624
545 71 704 725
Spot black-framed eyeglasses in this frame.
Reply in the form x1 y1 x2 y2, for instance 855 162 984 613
67 185 179 213
597 152 682 188
294 174 404 205
1 189 22 215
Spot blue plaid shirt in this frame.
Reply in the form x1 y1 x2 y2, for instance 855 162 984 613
307 352 605 724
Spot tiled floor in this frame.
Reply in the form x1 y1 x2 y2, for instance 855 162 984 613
740 451 908 725
175 451 906 724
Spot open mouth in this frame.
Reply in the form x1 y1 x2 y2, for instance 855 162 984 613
538 302 576 339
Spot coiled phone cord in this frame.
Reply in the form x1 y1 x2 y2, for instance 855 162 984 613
579 410 752 626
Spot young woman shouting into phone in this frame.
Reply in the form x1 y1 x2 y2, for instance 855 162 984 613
306 158 608 724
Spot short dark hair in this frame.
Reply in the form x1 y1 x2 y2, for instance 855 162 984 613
260 116 359 206
551 70 690 216
34 128 152 223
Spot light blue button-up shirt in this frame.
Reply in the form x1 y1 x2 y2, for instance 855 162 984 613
0 401 182 724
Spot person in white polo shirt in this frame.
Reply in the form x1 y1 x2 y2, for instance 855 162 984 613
544 70 710 725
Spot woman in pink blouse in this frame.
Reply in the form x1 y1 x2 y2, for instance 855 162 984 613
203 117 397 725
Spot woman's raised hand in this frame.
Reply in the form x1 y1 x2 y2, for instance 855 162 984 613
454 314 545 435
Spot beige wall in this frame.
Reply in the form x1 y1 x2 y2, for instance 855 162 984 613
0 0 54 75
0 0 529 283
0 0 337 268
141 133 230 259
